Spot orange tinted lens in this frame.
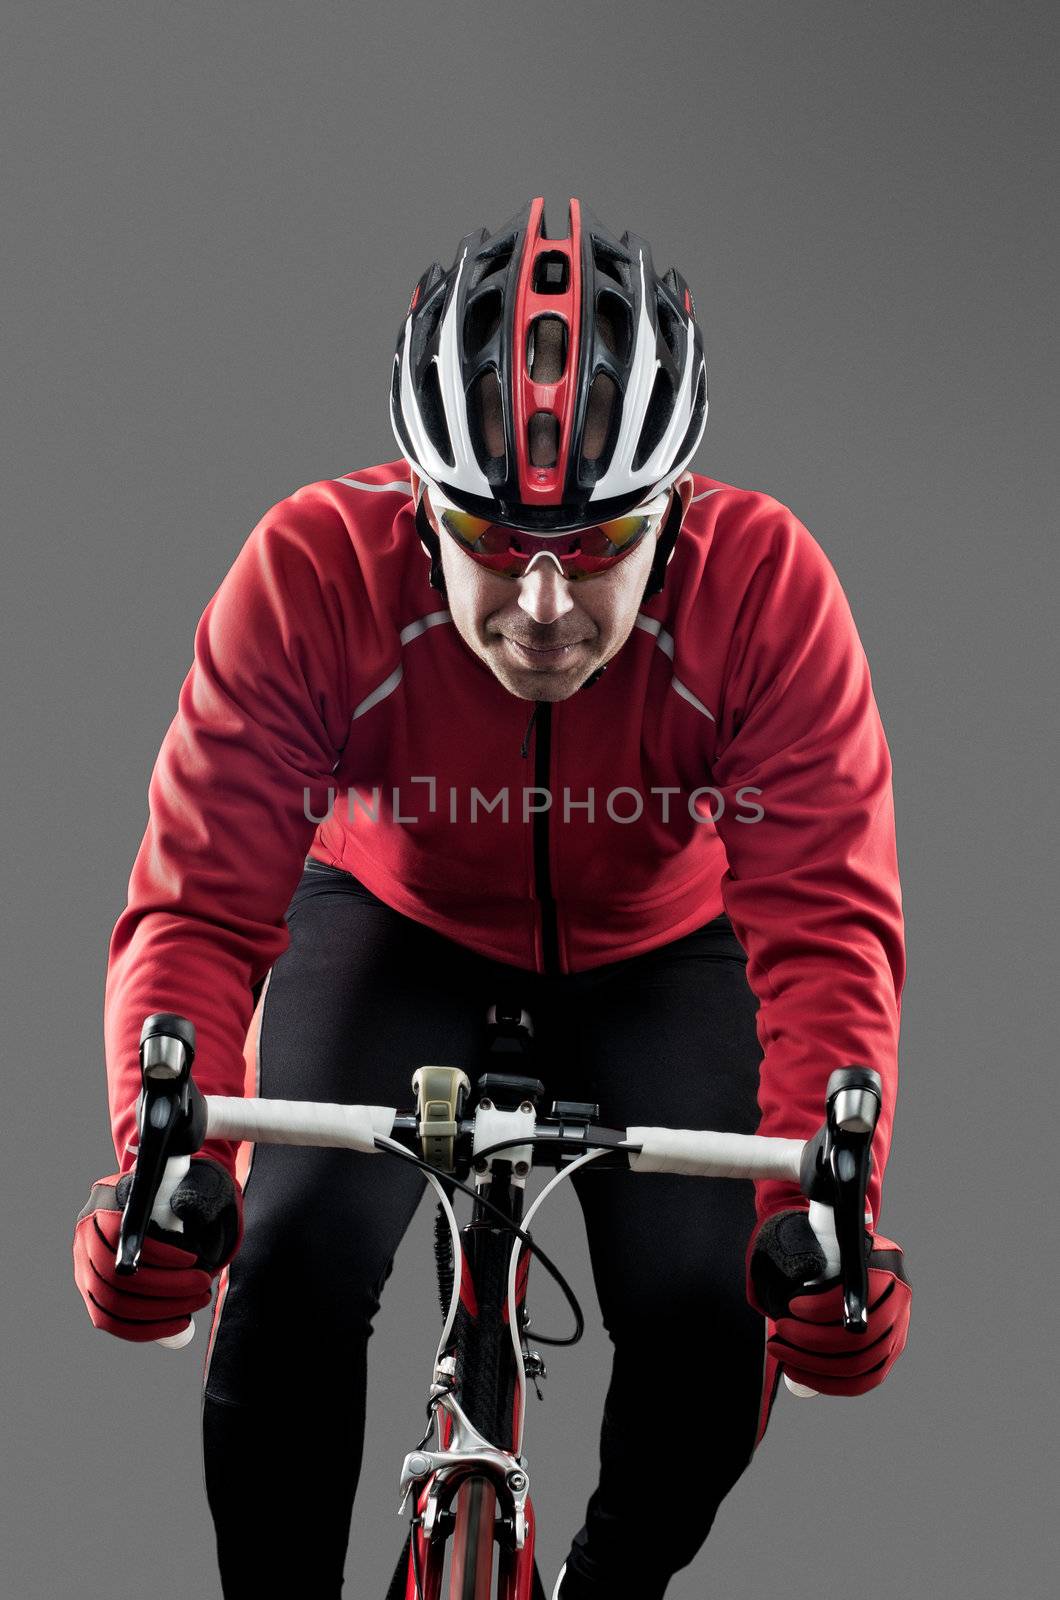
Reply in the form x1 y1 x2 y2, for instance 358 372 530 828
436 494 660 579
593 514 650 553
441 507 495 550
443 507 650 554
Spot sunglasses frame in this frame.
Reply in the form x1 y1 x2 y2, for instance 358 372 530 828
420 478 673 583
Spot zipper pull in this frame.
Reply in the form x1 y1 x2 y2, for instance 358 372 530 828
520 703 540 759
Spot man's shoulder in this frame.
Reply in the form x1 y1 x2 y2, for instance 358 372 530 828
687 472 799 539
677 471 851 662
259 459 413 534
680 471 825 578
216 458 429 637
242 458 418 575
325 460 415 504
660 474 840 648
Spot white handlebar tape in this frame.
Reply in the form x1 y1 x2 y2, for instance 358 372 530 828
154 1103 394 1353
204 1096 396 1150
152 1153 193 1351
780 1200 841 1399
784 1375 819 1399
807 1198 841 1277
157 1321 197 1351
624 1128 803 1182
151 1153 190 1233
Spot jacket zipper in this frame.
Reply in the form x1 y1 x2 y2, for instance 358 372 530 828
531 702 560 974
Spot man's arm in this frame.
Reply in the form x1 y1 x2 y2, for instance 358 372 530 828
708 502 905 1230
104 494 360 1177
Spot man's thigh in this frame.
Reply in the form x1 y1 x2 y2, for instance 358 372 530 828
206 863 517 1402
548 917 764 1331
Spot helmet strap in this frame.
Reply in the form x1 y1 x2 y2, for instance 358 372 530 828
414 494 448 597
640 492 685 603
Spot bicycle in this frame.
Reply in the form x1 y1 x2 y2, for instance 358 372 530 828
115 1006 883 1599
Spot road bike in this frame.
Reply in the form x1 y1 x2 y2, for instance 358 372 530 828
116 1007 882 1599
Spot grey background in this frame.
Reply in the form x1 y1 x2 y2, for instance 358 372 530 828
3 2 1056 1596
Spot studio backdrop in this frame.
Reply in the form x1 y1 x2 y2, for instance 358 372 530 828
2 4 1055 1598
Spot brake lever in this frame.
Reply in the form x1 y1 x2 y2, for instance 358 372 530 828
115 1013 205 1274
798 1067 882 1332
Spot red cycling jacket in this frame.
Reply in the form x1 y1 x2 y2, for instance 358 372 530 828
104 460 905 1227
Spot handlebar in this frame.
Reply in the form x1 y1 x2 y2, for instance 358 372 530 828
116 1015 882 1361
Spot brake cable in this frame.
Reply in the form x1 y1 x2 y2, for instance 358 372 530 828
371 1136 586 1346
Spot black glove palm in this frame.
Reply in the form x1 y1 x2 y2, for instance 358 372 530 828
114 1156 241 1271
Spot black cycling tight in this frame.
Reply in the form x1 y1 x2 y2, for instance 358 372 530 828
203 861 773 1598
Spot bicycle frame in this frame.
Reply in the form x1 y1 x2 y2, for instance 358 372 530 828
390 1102 604 1599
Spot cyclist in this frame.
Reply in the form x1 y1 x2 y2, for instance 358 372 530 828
74 198 912 1599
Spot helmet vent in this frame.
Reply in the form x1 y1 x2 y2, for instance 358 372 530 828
673 364 707 465
592 240 629 289
471 369 506 466
528 411 559 467
532 252 570 295
595 290 632 363
656 292 683 366
583 373 617 464
632 368 674 470
410 287 446 367
419 360 455 468
477 240 516 283
527 316 567 383
464 289 503 356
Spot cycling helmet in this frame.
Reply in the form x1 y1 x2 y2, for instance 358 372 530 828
390 196 707 598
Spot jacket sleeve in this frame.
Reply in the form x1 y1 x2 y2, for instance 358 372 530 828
104 498 358 1176
708 504 905 1230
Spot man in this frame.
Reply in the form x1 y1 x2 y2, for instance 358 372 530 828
74 198 911 1598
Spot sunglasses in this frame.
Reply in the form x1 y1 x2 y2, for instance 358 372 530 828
422 480 671 582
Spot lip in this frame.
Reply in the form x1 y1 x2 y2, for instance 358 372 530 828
502 637 587 668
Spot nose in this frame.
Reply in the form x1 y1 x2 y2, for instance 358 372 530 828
516 556 575 624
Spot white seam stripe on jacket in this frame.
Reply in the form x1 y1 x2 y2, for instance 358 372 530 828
351 612 453 722
333 477 413 493
634 614 715 721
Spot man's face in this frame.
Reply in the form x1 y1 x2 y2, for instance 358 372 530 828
414 471 694 703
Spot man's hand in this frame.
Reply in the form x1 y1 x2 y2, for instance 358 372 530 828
73 1157 242 1344
747 1208 911 1396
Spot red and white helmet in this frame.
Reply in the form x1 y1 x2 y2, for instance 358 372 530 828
390 197 707 566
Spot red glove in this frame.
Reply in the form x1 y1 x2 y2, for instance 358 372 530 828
73 1158 242 1344
747 1208 911 1397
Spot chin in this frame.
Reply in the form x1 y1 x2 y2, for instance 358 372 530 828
491 659 598 703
